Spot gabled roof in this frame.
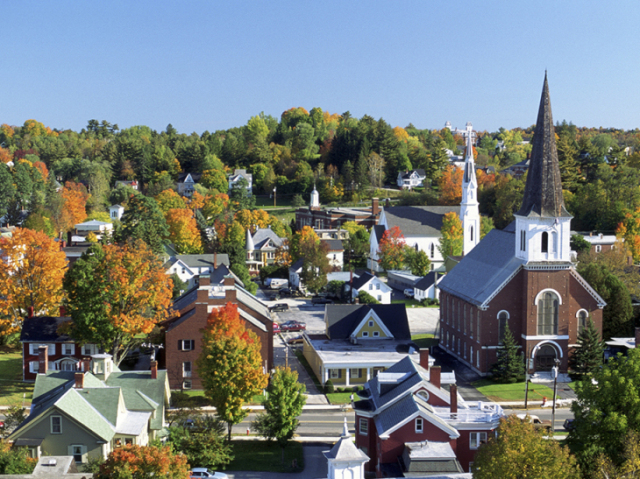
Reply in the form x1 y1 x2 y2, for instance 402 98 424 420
210 264 244 287
20 316 72 343
251 228 284 250
321 239 344 252
325 304 410 340
289 258 304 273
383 206 460 237
372 225 385 243
177 172 201 183
175 254 229 269
350 272 389 291
415 272 438 291
399 169 426 179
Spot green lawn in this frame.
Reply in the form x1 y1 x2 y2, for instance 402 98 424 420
171 390 264 408
567 381 581 391
392 298 426 308
226 440 304 473
326 392 355 405
411 334 438 350
472 379 555 402
0 347 33 407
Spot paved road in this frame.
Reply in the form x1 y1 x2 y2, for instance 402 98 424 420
234 411 355 437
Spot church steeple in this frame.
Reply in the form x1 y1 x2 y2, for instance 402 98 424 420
517 73 571 218
515 74 572 264
461 122 480 255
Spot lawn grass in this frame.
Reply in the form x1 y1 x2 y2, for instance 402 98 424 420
392 298 426 308
326 392 355 405
171 389 265 407
567 381 581 391
472 379 555 402
411 334 438 350
226 440 304 473
0 346 33 407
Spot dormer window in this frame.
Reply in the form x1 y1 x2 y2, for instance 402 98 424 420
541 232 549 253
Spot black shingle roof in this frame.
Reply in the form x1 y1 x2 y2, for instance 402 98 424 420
383 206 460 237
325 304 410 340
20 316 72 343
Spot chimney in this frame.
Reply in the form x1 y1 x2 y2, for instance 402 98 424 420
59 306 66 317
38 345 48 374
372 198 379 216
225 288 237 302
419 349 430 370
430 365 441 389
61 240 66 248
74 372 84 389
28 306 34 318
635 327 640 348
82 357 92 373
199 276 211 286
214 252 217 268
450 384 458 414
150 360 158 380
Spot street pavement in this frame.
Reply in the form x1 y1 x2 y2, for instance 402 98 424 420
226 444 329 479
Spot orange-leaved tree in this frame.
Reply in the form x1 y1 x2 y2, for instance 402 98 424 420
0 228 67 342
290 225 319 261
198 302 268 441
155 189 186 213
202 193 229 223
438 212 463 258
616 207 640 262
64 239 173 366
95 445 190 479
378 226 406 271
438 165 463 205
165 208 203 254
49 181 90 238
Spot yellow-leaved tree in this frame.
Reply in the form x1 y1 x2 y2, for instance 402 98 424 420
165 208 203 254
0 228 67 342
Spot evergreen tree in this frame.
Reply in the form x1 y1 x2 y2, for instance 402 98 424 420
355 155 370 193
557 133 581 192
491 324 525 384
570 318 604 378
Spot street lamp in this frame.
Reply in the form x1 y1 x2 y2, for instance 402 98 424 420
551 358 560 436
273 187 277 208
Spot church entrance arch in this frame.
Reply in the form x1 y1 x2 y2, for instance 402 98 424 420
535 344 557 371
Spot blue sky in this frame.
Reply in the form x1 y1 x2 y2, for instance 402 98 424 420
3 1 639 134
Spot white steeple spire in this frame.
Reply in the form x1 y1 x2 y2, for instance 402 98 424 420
461 122 480 256
310 184 320 209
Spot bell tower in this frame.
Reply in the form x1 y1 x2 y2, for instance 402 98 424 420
460 122 480 256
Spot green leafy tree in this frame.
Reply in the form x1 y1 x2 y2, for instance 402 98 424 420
569 349 640 475
0 406 27 439
571 234 592 255
480 215 494 239
357 290 379 304
229 177 255 210
253 367 307 463
378 226 406 271
593 431 640 479
342 221 370 267
118 194 169 255
0 441 36 474
291 194 305 208
0 165 16 220
94 445 189 479
170 273 188 299
491 324 525 384
166 417 233 470
472 415 580 479
570 318 604 379
438 212 463 258
299 238 331 293
197 302 268 441
404 247 431 276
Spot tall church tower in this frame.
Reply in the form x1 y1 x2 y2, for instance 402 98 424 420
460 122 480 256
514 73 572 263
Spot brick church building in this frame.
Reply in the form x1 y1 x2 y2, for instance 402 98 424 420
438 75 605 376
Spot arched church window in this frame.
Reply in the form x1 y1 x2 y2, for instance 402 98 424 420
537 291 559 335
541 232 549 253
498 311 509 344
578 310 588 334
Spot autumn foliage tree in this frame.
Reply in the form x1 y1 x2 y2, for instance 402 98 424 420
64 240 173 366
197 302 268 441
94 445 190 479
0 228 67 342
438 212 463 258
378 226 406 271
155 189 186 213
49 181 90 238
165 208 203 254
438 165 463 205
616 207 640 262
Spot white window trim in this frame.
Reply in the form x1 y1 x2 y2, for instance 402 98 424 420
50 415 62 434
373 331 380 337
29 361 39 374
61 343 75 355
470 432 487 450
359 417 368 435
361 331 369 337
415 417 424 433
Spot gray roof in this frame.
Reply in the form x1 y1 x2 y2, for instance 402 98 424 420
289 258 304 272
321 239 344 252
20 316 72 343
325 304 410 340
437 227 524 307
383 206 460 237
172 286 199 312
236 284 271 320
372 225 385 242
210 264 244 287
251 228 284 250
415 272 438 291
175 254 229 269
516 74 571 218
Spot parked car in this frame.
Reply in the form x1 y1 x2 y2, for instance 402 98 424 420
269 303 289 313
563 419 575 431
190 468 229 479
404 288 415 298
278 287 292 297
280 320 307 332
268 278 288 289
287 335 305 345
272 323 281 334
516 414 552 432
312 296 333 305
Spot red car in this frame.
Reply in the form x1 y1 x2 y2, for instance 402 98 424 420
273 323 281 334
280 320 306 332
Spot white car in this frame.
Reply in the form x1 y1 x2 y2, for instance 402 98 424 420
190 468 229 479
404 288 414 298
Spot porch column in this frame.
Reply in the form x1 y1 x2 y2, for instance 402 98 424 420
366 368 371 381
323 367 328 385
345 368 350 387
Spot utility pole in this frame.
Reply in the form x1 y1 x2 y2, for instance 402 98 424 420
551 358 560 436
273 187 277 207
285 345 289 368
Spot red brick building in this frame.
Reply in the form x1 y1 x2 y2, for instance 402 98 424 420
354 353 503 476
161 274 273 390
438 75 605 376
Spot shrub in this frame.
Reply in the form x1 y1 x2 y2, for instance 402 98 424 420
357 290 379 304
325 379 335 394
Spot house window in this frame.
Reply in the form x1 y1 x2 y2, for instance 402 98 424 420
359 418 368 435
595 245 602 253
520 230 526 251
415 418 424 433
112 211 117 218
51 416 62 434
498 311 509 344
62 344 75 355
470 346 474 363
537 292 559 335
470 310 474 339
541 232 549 253
463 306 466 334
183 362 192 378
464 342 467 359
578 310 588 334
29 361 39 373
477 350 480 367
430 243 435 258
330 369 342 379
71 445 85 463
369 284 373 291
376 283 380 290
477 311 481 343
470 432 487 449
373 331 380 337
179 340 195 351
377 295 382 301
368 320 374 327
457 338 460 354
350 369 361 378
446 332 450 349
29 343 55 356
183 380 192 389
362 331 369 337
83 344 94 355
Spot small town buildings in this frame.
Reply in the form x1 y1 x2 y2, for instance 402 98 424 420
580 232 617 254
161 275 273 389
386 270 421 293
397 169 426 190
245 227 286 273
296 197 382 231
74 220 113 236
501 158 530 179
288 259 304 290
109 204 124 221
228 169 253 192
324 418 370 479
437 75 605 376
354 355 503 476
347 272 392 304
164 253 230 289
323 239 345 271
413 272 443 302
301 304 446 387
20 315 99 382
604 327 640 360
315 229 350 241
177 172 201 197
9 352 169 465
114 180 138 190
